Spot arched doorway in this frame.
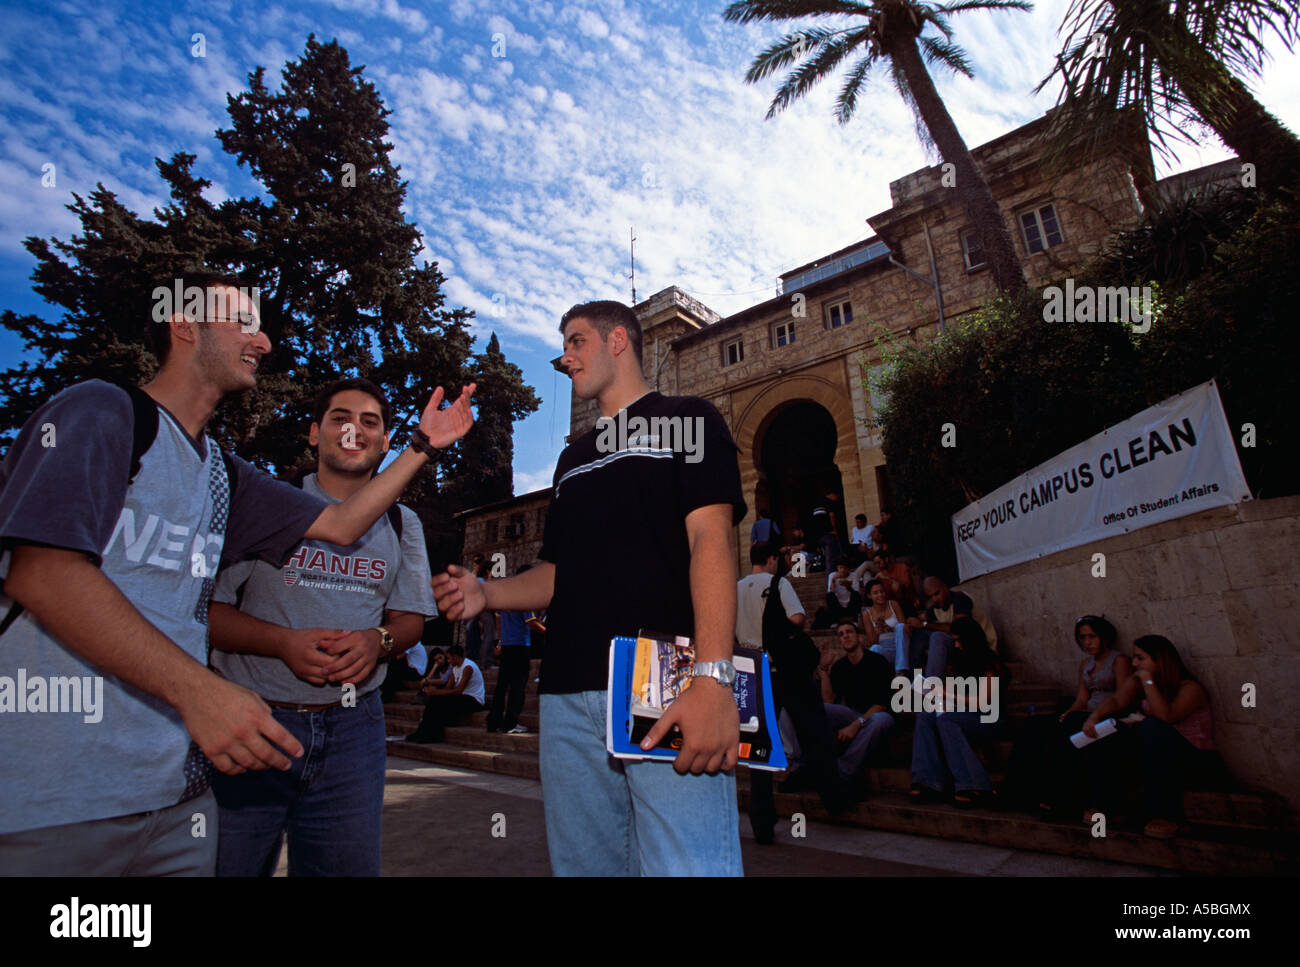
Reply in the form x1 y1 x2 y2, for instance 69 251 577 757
755 401 846 551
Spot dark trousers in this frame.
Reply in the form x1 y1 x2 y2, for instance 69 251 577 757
1082 716 1219 821
413 694 484 741
748 674 835 837
1005 711 1089 810
487 646 530 730
379 662 422 704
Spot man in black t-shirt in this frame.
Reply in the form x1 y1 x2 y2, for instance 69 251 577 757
434 300 746 876
816 622 896 793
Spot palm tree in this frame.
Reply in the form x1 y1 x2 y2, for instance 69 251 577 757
723 0 1032 295
1038 0 1300 193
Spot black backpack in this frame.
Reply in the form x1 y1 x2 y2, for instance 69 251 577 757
761 573 820 681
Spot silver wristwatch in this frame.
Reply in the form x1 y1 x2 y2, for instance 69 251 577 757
691 660 737 687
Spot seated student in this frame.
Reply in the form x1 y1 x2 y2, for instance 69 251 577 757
813 558 862 629
909 617 1005 807
871 549 915 612
847 514 874 566
780 525 808 572
380 640 429 704
1004 616 1130 813
413 649 452 704
405 644 485 742
817 622 895 797
893 575 996 677
1080 635 1218 839
861 579 906 663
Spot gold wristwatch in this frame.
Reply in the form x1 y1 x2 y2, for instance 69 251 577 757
375 625 395 660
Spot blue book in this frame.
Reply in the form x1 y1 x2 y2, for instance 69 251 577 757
605 633 787 771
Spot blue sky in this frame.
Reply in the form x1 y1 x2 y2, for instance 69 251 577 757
2 0 1298 494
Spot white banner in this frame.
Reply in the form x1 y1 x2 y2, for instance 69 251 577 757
952 381 1251 582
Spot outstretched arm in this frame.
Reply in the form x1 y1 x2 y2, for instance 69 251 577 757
306 384 476 546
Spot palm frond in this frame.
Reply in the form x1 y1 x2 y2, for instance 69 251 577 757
764 27 875 117
919 36 973 77
722 0 873 26
744 26 843 83
834 54 879 123
936 0 1033 15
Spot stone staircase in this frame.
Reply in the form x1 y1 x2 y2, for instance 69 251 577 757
385 657 1296 875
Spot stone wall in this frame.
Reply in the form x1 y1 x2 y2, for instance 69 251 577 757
958 496 1300 811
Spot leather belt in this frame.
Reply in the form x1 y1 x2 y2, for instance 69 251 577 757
266 698 346 712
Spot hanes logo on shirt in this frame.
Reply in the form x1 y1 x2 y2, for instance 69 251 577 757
284 546 388 581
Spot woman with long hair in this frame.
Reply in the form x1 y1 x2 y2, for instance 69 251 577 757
1004 615 1130 814
1081 635 1217 838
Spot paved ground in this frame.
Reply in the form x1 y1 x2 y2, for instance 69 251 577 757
271 757 1175 877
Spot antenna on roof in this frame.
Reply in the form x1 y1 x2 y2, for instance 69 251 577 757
629 226 637 305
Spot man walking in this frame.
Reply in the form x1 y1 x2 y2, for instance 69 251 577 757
434 300 746 876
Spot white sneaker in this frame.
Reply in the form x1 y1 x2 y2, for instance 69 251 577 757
505 725 530 734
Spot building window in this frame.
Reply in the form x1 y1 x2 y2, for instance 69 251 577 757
772 320 795 348
1019 204 1064 254
486 520 499 543
825 299 853 329
722 338 744 367
960 230 985 270
505 513 525 540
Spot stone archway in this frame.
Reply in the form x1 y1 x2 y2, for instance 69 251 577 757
733 374 860 558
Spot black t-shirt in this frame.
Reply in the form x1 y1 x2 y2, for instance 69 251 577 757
538 392 746 694
829 650 894 714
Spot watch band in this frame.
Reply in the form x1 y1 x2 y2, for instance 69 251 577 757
375 625 395 660
407 427 438 457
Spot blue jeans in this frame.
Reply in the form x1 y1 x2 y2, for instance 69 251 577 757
213 688 387 877
824 705 895 781
911 710 1003 793
893 625 952 677
538 691 743 876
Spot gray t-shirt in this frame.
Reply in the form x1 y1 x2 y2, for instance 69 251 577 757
211 473 436 704
0 380 327 833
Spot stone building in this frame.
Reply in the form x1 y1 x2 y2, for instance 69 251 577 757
553 111 1151 565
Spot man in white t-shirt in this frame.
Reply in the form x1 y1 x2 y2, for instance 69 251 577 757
405 643 485 742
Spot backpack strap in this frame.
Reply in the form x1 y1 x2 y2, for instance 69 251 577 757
111 382 160 486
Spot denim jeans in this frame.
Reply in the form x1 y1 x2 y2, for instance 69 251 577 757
538 690 743 876
213 688 386 877
824 704 895 781
893 625 953 677
911 710 1003 793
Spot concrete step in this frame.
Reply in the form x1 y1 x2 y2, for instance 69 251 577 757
733 784 1292 875
384 704 539 730
384 720 540 753
386 742 540 779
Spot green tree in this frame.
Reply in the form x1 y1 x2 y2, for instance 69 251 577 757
723 0 1031 294
0 36 539 560
1038 0 1300 192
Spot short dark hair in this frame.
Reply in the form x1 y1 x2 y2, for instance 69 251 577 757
835 620 858 635
149 269 251 365
449 644 465 658
855 513 867 522
863 579 883 597
560 300 642 365
311 377 392 432
750 543 777 567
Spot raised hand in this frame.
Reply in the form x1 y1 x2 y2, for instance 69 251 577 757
419 383 477 449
